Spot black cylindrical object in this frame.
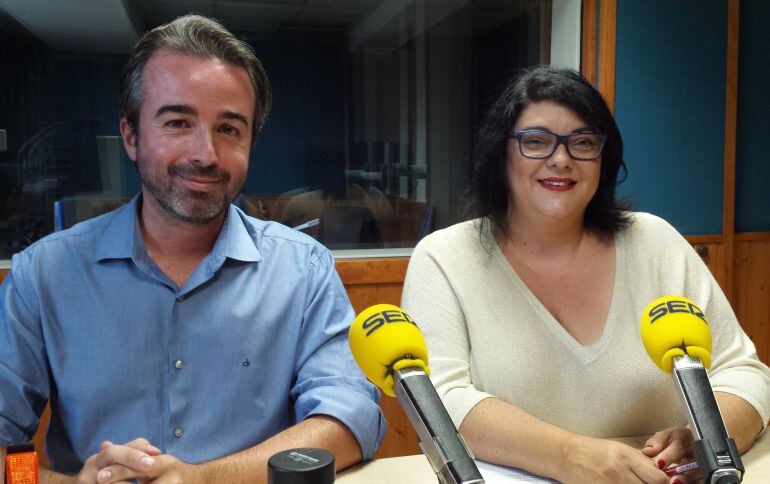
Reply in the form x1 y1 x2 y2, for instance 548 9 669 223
268 448 335 484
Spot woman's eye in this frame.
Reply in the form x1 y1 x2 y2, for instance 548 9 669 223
523 137 547 146
572 136 598 148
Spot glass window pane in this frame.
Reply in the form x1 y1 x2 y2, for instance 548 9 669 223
0 0 557 258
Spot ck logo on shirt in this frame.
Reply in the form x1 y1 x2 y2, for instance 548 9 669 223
242 359 251 367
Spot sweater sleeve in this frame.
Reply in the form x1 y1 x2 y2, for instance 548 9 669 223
401 234 494 429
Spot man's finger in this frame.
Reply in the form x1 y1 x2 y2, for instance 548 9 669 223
96 464 151 484
93 444 156 472
123 438 162 456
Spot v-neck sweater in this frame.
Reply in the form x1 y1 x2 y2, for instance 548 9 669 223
401 212 770 437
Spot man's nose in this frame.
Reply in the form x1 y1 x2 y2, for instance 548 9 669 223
189 128 218 166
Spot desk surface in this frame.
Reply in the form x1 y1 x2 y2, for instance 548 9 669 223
338 431 770 483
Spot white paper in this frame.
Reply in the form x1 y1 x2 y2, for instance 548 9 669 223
475 460 560 483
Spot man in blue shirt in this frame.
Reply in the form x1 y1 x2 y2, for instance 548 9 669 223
0 14 385 483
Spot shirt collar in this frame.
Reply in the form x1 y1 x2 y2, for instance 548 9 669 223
93 195 140 262
209 204 262 267
93 195 262 266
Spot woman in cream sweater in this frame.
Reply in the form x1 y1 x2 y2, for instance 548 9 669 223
401 66 769 483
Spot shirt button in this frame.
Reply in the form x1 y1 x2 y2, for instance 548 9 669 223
176 295 186 302
173 427 183 438
174 360 184 370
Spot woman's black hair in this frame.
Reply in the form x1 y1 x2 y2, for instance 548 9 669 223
464 65 630 241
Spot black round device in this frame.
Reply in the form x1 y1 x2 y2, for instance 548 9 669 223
268 447 335 483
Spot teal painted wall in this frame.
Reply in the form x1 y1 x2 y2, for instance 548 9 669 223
614 0 727 235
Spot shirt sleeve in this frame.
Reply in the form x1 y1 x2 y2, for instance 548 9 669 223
650 215 770 429
289 246 386 460
401 237 493 430
0 251 51 446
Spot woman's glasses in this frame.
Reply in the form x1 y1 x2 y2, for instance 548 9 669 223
509 129 606 160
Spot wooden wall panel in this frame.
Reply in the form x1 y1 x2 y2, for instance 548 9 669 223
734 234 770 365
685 236 727 290
597 0 617 111
721 0 741 303
339 259 420 459
32 405 50 468
581 0 598 84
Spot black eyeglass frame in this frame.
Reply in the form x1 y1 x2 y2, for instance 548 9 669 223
509 129 607 161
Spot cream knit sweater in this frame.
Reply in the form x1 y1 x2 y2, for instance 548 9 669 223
402 212 770 437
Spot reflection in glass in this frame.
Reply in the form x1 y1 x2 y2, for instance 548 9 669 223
0 1 551 256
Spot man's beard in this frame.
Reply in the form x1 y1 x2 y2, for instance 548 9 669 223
136 154 237 225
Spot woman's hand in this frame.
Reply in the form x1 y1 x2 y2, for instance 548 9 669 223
642 426 694 468
642 427 698 483
561 436 670 483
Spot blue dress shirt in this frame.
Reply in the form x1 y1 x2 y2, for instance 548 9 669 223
0 196 385 473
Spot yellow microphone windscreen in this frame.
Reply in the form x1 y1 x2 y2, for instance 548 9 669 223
640 296 712 373
349 304 429 397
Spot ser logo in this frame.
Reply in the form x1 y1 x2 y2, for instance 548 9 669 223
361 309 416 336
648 300 707 324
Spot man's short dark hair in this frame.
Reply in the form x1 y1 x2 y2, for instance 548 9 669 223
120 14 272 144
465 65 629 241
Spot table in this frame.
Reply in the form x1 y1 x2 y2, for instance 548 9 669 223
338 431 770 483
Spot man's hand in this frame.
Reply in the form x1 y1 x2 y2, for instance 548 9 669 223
72 438 161 484
561 436 670 483
99 454 197 484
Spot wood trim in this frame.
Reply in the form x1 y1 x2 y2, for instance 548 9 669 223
722 0 740 304
735 232 770 242
684 234 724 245
581 0 598 84
335 258 409 285
539 0 553 64
597 0 617 112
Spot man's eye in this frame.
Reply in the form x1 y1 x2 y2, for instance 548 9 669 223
165 119 189 129
219 124 241 137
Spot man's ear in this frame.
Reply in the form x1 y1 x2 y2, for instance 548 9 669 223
119 117 138 161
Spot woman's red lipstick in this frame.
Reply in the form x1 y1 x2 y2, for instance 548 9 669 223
538 177 576 191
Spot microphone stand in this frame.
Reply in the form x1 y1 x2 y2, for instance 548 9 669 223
393 367 485 484
672 354 743 483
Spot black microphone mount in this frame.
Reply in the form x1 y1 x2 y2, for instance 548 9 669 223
672 354 743 483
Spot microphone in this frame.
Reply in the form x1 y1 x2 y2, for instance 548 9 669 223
349 304 484 484
640 296 744 483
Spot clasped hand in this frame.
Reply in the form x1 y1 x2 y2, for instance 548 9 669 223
74 438 195 484
564 426 696 483
643 426 698 483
